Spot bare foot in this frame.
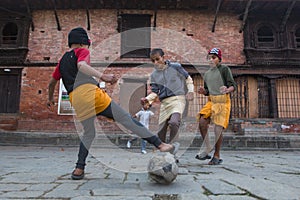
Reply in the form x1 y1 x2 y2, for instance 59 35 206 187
158 143 173 152
73 168 84 176
158 142 180 155
71 168 85 180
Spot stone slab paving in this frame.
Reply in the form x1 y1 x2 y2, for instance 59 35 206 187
0 146 299 200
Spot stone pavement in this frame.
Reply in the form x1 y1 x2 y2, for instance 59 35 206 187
0 145 299 200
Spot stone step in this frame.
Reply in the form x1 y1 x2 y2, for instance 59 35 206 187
1 131 300 150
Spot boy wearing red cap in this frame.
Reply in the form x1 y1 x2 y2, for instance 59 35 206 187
47 27 179 180
195 48 236 165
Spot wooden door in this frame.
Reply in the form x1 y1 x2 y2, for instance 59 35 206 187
0 68 22 113
257 76 270 118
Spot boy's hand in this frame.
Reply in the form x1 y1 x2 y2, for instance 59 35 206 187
141 97 149 105
186 92 194 101
101 74 117 84
46 100 56 112
198 86 206 95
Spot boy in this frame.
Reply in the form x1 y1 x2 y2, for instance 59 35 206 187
141 48 194 144
47 27 179 180
195 48 237 165
127 102 154 154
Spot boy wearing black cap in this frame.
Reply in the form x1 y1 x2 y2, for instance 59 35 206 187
195 48 236 165
47 27 179 180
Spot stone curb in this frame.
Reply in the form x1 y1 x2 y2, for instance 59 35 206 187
1 131 300 150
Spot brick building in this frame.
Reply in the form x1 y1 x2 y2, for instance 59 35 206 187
0 0 299 135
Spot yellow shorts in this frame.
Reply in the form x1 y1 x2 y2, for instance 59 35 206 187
198 94 231 129
69 84 112 121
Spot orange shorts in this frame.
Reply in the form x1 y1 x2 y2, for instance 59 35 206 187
69 84 111 121
198 94 231 129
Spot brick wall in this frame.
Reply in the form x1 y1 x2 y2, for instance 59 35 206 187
27 9 244 64
16 9 244 133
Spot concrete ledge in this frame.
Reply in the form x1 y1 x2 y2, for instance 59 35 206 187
0 131 300 150
0 131 80 147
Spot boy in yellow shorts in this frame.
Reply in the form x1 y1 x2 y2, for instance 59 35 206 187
195 48 236 165
47 27 179 180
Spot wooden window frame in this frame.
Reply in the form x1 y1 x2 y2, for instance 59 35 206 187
120 14 151 58
255 24 276 48
294 26 300 48
1 22 19 47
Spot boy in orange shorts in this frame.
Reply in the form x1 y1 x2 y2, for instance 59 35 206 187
195 48 236 165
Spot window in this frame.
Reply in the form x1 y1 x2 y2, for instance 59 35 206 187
256 25 275 48
276 77 300 118
295 27 300 48
120 14 151 58
2 22 18 45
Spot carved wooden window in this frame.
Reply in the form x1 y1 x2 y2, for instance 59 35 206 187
295 27 300 48
256 25 275 48
2 22 18 45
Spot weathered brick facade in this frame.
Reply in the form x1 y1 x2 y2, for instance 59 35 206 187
15 9 244 133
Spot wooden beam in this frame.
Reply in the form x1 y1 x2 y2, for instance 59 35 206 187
153 0 157 30
280 0 296 32
85 0 90 30
239 0 252 33
86 8 90 31
212 0 223 32
52 0 61 31
24 0 34 31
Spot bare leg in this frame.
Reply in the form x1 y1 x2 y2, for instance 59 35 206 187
157 121 168 143
213 124 223 159
169 113 181 143
199 116 212 154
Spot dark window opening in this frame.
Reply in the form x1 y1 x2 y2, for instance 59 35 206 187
295 28 300 48
2 22 18 45
257 26 275 48
120 14 151 58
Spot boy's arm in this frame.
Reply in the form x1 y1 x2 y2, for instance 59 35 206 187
185 75 194 100
141 79 159 105
77 61 117 83
141 93 158 105
186 76 194 93
47 77 58 110
172 63 194 99
221 66 237 94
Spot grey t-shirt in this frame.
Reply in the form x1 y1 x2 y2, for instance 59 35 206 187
204 64 237 96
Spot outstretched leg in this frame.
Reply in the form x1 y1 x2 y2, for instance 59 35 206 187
99 101 177 153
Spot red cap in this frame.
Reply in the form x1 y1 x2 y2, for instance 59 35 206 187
208 48 222 60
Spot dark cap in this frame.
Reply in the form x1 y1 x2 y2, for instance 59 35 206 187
68 27 91 48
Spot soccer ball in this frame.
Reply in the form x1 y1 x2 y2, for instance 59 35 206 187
147 152 179 184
